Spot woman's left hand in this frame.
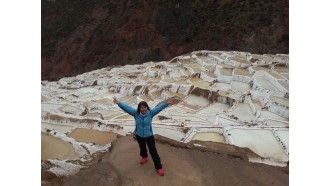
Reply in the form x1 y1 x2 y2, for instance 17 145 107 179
113 96 119 104
166 98 175 106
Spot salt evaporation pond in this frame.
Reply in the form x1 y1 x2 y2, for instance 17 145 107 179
153 127 185 141
60 104 83 115
230 81 251 92
269 95 289 107
227 103 255 122
266 120 288 127
184 95 210 107
259 111 288 122
198 102 231 114
68 128 117 144
229 129 288 161
41 133 77 160
255 77 279 91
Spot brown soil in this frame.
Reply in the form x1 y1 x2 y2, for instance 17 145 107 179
158 115 171 121
43 135 288 186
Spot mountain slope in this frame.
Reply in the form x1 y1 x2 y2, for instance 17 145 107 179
42 0 288 81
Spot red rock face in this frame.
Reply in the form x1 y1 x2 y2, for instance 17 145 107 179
42 0 288 81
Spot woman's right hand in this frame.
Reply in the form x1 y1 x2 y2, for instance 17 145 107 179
113 96 119 104
166 97 175 106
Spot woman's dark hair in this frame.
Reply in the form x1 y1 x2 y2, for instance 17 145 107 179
137 101 150 113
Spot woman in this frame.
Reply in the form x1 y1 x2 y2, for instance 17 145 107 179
113 96 174 176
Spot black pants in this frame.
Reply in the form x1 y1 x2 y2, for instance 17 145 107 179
136 135 162 170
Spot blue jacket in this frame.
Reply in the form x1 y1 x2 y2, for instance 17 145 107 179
117 101 169 138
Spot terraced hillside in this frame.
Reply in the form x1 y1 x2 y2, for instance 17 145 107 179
41 50 289 181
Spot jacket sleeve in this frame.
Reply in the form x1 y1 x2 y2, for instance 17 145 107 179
118 102 137 116
150 102 168 117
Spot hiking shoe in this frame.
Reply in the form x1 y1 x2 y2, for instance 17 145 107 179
157 169 165 176
140 157 148 164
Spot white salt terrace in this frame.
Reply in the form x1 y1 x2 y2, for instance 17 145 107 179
149 91 162 99
150 67 160 71
42 123 75 134
179 59 201 67
170 114 212 124
41 102 66 112
278 80 289 91
198 102 231 114
181 70 191 76
258 111 289 123
230 81 251 92
202 71 217 78
233 68 252 77
198 56 217 65
95 98 113 105
184 95 211 107
255 76 280 91
77 93 95 100
252 99 262 110
228 129 288 161
152 127 185 141
188 77 202 83
190 67 203 73
228 56 251 65
104 113 125 120
162 78 175 83
266 70 286 80
139 94 154 102
167 105 196 115
274 66 289 74
217 116 243 126
269 95 289 107
211 82 230 92
175 80 191 85
251 66 269 72
218 68 233 76
125 96 138 105
217 63 233 69
147 77 161 83
192 81 211 89
89 109 118 118
41 50 289 173
141 76 150 82
204 66 215 72
192 132 225 143
264 120 288 127
275 130 289 152
41 95 51 102
227 103 255 122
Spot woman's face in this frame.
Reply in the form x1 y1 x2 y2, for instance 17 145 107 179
140 105 148 115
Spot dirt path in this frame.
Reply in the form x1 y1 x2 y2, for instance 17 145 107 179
44 136 288 186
